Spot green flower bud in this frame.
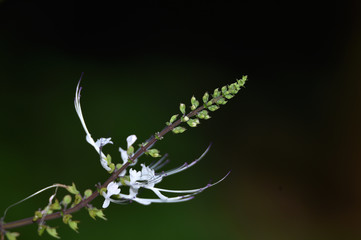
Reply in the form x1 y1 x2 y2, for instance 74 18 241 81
84 189 93 199
197 110 210 119
202 92 209 103
191 96 199 110
181 116 189 122
33 210 43 221
213 88 221 98
216 97 228 105
50 199 61 211
62 195 72 206
172 126 186 134
179 103 186 114
208 105 220 111
146 149 161 158
127 146 134 156
187 118 200 127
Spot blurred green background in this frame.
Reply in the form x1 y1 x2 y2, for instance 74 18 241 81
0 1 361 239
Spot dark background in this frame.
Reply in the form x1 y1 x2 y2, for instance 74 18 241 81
0 1 360 239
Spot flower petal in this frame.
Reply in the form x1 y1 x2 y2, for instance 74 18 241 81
126 135 137 148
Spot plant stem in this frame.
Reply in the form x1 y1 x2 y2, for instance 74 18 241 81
1 99 214 231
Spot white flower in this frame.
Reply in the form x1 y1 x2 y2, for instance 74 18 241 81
115 144 229 205
119 134 137 165
74 79 113 171
102 181 121 208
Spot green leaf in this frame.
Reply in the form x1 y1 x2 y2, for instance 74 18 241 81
172 126 186 134
5 231 20 240
179 103 186 114
46 226 60 239
66 182 79 195
68 219 80 233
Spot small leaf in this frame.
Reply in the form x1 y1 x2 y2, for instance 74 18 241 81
66 183 79 195
68 219 80 233
172 126 186 134
46 226 60 239
179 103 186 114
84 189 93 199
5 231 20 240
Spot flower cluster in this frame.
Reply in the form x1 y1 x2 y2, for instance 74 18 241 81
75 81 229 207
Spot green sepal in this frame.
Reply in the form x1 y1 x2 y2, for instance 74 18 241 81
106 154 112 165
71 194 82 207
228 83 237 94
172 126 186 134
208 105 220 111
187 118 200 127
221 86 228 94
84 189 92 199
50 199 61 211
191 96 199 110
202 92 209 103
33 210 43 221
38 225 47 236
62 195 72 206
46 226 60 239
88 207 107 220
62 214 72 224
116 163 122 170
213 88 221 98
68 219 80 233
119 176 130 186
5 231 20 240
66 182 79 195
146 149 161 158
99 187 107 196
127 146 134 156
179 103 186 114
167 114 178 125
108 163 115 173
